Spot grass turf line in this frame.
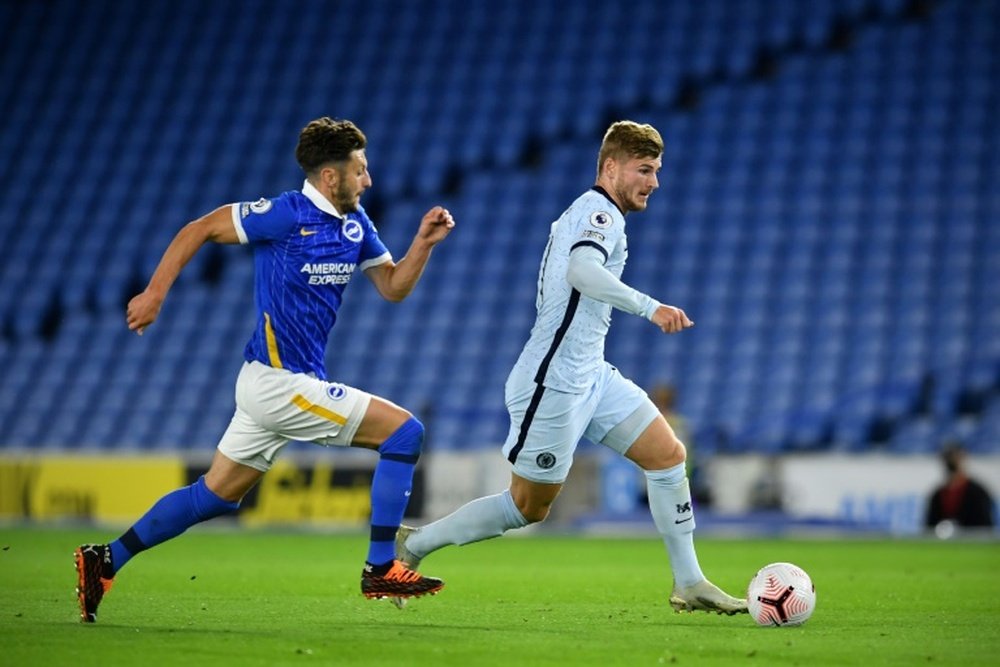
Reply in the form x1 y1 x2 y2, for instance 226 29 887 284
0 526 997 666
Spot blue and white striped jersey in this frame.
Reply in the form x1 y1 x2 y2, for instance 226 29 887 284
511 186 629 394
231 180 390 379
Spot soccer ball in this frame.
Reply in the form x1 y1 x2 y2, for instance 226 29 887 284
746 562 816 627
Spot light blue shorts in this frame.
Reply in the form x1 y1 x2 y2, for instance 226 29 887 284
501 362 660 484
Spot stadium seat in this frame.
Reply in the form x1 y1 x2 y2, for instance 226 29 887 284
0 0 996 455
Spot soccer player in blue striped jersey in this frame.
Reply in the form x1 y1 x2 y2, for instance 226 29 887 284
395 121 748 615
74 118 453 623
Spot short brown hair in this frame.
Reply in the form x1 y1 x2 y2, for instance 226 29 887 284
596 121 663 177
295 117 367 175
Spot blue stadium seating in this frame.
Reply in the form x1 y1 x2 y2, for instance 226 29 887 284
0 0 997 455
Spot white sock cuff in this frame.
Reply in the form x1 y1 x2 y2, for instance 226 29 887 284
645 466 695 535
644 462 687 487
500 489 529 528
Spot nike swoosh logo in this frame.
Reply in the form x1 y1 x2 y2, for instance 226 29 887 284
674 517 693 524
300 228 318 236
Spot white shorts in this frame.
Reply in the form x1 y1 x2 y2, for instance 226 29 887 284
217 361 372 471
501 362 659 483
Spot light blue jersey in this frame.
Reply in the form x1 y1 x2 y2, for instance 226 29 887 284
230 180 390 379
511 187 628 394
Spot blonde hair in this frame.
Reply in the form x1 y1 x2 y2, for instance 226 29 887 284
596 121 663 177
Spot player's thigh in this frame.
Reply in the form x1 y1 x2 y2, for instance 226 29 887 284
502 379 596 484
231 361 374 453
583 364 655 452
350 395 412 449
204 449 266 502
623 414 685 470
217 400 291 473
585 365 683 468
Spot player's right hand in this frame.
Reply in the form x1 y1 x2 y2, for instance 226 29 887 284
417 206 455 245
650 304 694 334
126 290 164 335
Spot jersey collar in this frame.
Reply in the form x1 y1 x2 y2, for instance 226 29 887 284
302 180 343 219
590 185 625 216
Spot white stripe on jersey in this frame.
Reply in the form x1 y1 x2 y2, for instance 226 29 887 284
358 252 392 273
231 203 249 245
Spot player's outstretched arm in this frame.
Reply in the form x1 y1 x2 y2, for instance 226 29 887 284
365 206 455 302
566 246 693 334
127 206 240 335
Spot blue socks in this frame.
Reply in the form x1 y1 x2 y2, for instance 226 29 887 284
109 476 240 575
106 418 424 575
367 417 424 567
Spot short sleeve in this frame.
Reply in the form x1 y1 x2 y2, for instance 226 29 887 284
356 208 392 271
568 204 624 264
231 195 297 245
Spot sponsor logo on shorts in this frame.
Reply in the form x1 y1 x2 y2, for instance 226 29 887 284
250 197 273 214
327 384 347 400
536 452 556 469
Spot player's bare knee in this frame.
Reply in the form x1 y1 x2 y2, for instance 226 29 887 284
509 474 561 523
378 415 424 462
517 501 551 524
204 474 252 503
380 405 416 442
669 438 687 466
510 491 552 523
354 399 415 449
629 433 686 471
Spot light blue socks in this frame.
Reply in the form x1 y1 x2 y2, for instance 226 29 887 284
645 462 705 587
406 489 528 558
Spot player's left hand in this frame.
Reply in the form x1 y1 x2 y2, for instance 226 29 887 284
417 206 455 245
650 304 694 334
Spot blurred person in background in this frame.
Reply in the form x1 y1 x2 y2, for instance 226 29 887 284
651 383 711 506
394 121 747 615
925 442 995 531
651 384 690 445
747 456 784 512
73 117 454 623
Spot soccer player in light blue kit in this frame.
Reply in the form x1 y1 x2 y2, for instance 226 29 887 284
74 118 453 622
397 121 747 614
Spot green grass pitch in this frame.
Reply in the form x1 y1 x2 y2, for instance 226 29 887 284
1 526 997 666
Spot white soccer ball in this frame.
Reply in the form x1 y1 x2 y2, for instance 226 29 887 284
746 562 816 627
